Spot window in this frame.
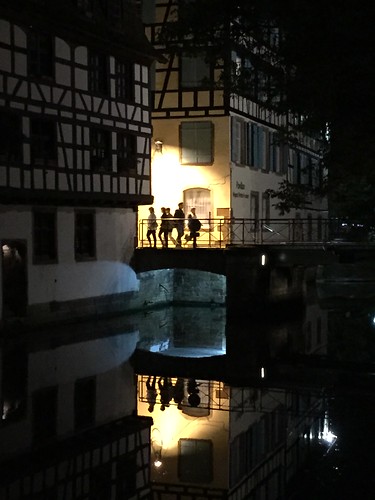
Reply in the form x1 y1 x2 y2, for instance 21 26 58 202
180 121 213 165
75 211 96 260
117 132 137 173
269 131 280 173
89 52 108 94
180 53 210 88
178 439 213 483
90 128 111 171
30 118 57 165
32 386 57 443
116 60 135 101
184 188 211 222
231 117 245 164
247 123 265 169
74 377 96 429
33 210 57 263
28 31 53 78
75 0 94 17
116 453 137 499
0 110 23 163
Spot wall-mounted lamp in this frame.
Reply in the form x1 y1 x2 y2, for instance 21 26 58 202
154 139 163 153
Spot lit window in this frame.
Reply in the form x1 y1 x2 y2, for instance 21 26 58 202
180 121 213 165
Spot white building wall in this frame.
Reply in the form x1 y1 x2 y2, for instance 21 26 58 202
0 206 139 317
0 331 139 460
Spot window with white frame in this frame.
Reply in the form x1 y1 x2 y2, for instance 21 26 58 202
180 121 213 165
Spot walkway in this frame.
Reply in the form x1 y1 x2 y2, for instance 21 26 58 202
138 217 367 249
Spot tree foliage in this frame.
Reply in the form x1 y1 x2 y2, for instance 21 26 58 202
160 0 375 222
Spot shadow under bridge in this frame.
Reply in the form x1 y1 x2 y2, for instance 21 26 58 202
130 248 227 275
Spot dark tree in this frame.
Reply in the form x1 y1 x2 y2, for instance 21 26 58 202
160 0 375 222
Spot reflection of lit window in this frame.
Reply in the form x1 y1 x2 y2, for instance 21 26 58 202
178 439 213 483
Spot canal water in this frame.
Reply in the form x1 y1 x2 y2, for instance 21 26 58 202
1 282 374 499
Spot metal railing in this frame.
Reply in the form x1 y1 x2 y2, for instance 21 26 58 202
138 217 337 248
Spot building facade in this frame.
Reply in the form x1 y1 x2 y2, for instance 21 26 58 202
0 0 156 327
138 0 327 246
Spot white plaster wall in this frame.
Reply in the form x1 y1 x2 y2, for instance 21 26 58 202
0 206 139 314
0 331 139 459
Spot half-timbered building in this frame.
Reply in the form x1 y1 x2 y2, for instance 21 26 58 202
0 0 156 326
138 0 327 246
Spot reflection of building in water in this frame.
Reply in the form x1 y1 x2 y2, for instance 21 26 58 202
137 373 327 499
0 328 153 499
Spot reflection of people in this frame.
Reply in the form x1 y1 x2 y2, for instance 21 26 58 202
186 208 201 248
188 392 201 407
173 203 185 247
173 378 185 410
146 376 157 413
158 377 172 411
158 207 169 248
147 207 157 247
187 378 201 407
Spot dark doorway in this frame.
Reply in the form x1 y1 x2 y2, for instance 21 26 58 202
1 240 27 317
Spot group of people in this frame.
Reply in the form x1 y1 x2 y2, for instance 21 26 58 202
146 376 185 412
146 376 201 411
147 203 201 249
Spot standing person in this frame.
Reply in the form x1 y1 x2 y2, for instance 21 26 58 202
187 208 201 248
158 207 169 247
173 202 185 247
165 208 176 246
158 377 172 411
146 207 157 247
173 377 185 410
146 376 157 413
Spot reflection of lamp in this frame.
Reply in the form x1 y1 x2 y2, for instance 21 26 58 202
154 139 163 153
151 428 163 468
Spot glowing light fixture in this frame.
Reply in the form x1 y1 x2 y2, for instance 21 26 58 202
154 139 163 153
261 254 267 266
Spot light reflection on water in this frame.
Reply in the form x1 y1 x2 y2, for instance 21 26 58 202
0 286 374 499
